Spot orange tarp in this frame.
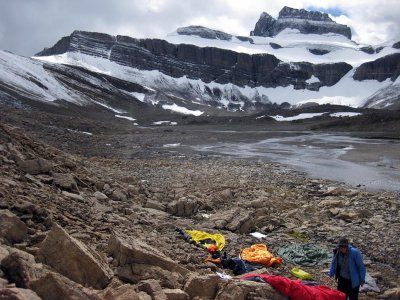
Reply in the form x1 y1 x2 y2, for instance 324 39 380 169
240 244 283 267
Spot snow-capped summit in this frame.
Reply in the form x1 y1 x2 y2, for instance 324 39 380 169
251 6 352 39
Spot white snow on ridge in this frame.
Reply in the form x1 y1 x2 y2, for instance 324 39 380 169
166 28 400 67
0 50 79 103
127 91 146 102
162 103 204 116
34 52 396 108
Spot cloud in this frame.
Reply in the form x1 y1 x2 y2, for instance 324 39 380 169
0 0 399 56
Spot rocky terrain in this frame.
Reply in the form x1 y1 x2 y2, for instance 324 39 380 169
1 104 400 299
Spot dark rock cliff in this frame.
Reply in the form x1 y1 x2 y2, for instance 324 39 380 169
36 31 352 90
251 6 351 39
353 53 400 82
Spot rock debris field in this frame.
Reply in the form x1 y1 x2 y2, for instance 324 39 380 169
0 123 399 300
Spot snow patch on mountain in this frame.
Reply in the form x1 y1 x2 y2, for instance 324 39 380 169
270 112 362 121
270 113 325 121
161 103 204 116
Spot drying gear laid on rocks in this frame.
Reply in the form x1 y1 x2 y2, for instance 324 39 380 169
240 244 283 267
220 257 264 276
290 267 313 280
359 273 380 293
241 273 346 300
277 243 331 266
179 229 225 251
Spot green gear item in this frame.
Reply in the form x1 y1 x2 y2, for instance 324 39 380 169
277 244 332 266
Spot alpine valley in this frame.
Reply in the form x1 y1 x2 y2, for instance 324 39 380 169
1 6 400 300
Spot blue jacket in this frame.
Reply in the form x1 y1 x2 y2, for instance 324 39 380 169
329 245 366 288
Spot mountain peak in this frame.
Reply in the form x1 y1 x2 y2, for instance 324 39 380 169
251 6 351 39
278 6 333 22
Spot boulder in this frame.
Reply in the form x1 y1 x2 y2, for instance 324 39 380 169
137 279 163 295
218 189 234 201
103 284 140 300
94 191 108 201
10 201 52 229
52 173 79 193
1 249 45 288
208 208 255 233
318 199 344 208
225 211 254 234
116 264 183 288
336 210 360 222
110 190 127 202
137 291 152 300
61 191 84 201
322 187 358 196
18 158 53 175
167 197 199 217
0 277 8 288
107 232 190 278
0 210 28 244
0 245 9 262
35 223 113 289
145 200 166 211
379 287 400 299
29 272 103 300
163 289 189 300
184 274 219 300
0 287 41 300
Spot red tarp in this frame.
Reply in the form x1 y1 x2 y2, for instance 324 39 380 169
241 274 346 300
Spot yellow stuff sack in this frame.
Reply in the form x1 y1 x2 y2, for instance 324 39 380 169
185 230 225 251
290 267 313 280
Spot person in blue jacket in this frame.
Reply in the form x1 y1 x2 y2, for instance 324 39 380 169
329 237 366 300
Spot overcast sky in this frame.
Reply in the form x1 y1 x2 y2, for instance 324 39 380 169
1 0 399 56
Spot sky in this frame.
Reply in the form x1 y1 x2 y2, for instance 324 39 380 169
1 0 399 57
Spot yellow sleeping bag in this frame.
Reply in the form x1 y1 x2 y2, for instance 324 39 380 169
240 244 283 266
185 229 225 251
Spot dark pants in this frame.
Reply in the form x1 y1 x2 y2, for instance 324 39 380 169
338 276 360 300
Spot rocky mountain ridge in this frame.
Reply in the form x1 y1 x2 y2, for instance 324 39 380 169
35 30 354 90
0 6 399 117
31 6 400 111
251 6 352 39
